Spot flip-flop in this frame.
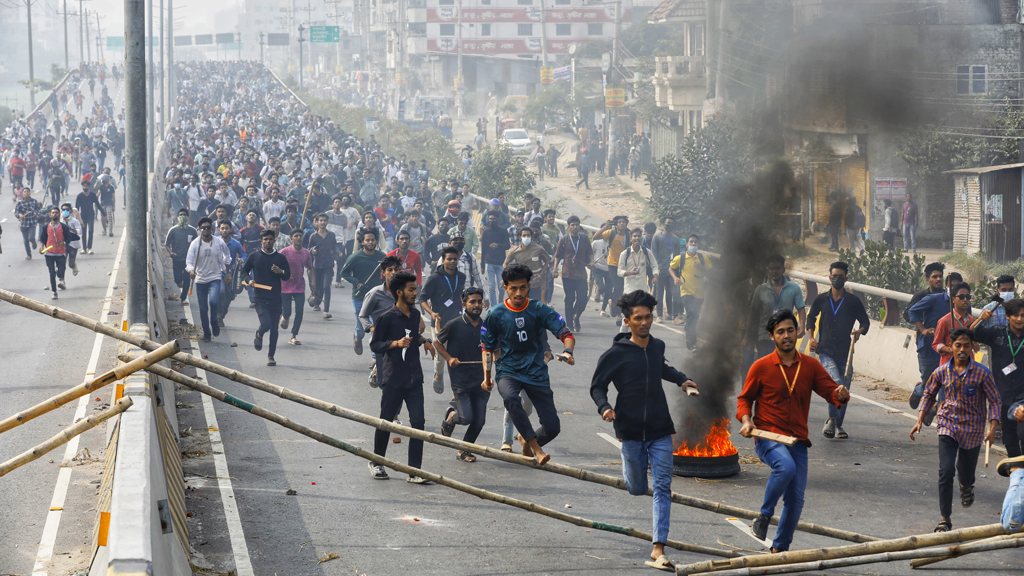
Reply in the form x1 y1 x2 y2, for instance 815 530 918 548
644 555 675 572
823 419 836 439
500 443 513 453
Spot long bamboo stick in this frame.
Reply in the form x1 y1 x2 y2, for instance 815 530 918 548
133 357 877 545
154 364 741 559
675 523 1007 575
0 397 133 477
0 290 873 544
690 533 1024 576
908 533 1014 568
0 340 178 434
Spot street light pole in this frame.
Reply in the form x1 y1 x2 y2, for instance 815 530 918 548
124 0 149 326
298 24 306 90
167 0 173 106
159 0 164 135
259 32 265 64
79 0 84 65
62 0 70 69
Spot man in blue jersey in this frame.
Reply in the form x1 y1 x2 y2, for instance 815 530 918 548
481 263 576 465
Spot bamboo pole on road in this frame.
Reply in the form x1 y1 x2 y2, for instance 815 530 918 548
676 523 1007 575
146 363 741 559
130 355 876 545
690 533 1024 576
0 340 178 434
0 289 877 545
0 397 133 478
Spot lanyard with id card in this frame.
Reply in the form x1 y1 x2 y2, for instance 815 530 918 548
1004 329 1024 376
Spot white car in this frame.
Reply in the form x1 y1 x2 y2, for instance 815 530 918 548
501 129 533 155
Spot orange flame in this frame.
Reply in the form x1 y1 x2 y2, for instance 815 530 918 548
674 418 739 457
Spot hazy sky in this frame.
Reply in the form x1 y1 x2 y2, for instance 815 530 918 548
86 0 244 38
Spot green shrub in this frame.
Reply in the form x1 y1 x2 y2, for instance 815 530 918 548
838 240 926 323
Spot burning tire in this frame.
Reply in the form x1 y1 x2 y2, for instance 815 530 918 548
673 453 741 478
673 418 741 478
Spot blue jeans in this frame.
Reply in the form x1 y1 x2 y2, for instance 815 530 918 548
485 263 504 306
818 353 849 427
903 223 916 250
755 439 808 552
352 298 365 341
621 435 674 545
502 394 532 445
912 355 942 409
195 280 222 339
1002 469 1024 531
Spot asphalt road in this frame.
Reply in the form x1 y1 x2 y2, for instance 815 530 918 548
172 271 1024 576
0 81 129 576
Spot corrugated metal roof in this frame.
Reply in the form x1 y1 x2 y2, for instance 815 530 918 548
647 0 705 23
944 162 1024 175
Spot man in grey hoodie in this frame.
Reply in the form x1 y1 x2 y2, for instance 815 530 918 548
590 290 699 572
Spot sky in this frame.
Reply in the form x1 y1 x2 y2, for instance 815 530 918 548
86 0 244 38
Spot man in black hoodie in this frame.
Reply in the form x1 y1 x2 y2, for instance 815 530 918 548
590 290 698 572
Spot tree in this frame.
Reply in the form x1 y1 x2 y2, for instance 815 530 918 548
646 118 755 242
524 82 570 129
468 143 536 204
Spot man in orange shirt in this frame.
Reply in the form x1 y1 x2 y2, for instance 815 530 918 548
737 309 849 552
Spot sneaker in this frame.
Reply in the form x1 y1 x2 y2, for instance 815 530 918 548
368 365 378 388
51 292 58 300
909 385 923 410
72 266 79 276
281 316 289 330
181 299 189 306
369 461 389 480
289 336 301 345
212 321 220 337
751 513 770 541
655 316 663 323
267 357 276 366
202 335 211 343
354 337 363 355
57 280 66 290
406 476 431 485
254 330 264 351
312 305 322 312
323 312 332 319
249 302 256 308
923 409 936 427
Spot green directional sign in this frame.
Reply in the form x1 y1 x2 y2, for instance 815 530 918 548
310 25 340 43
107 36 125 49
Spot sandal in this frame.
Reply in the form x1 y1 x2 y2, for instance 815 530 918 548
823 419 836 439
835 426 849 440
960 484 975 508
457 451 477 462
934 519 952 532
500 443 513 453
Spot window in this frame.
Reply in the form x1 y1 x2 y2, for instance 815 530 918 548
438 0 454 4
518 23 533 35
440 23 455 36
518 0 532 4
556 23 571 35
688 23 704 56
555 0 570 4
587 23 602 35
481 23 491 36
957 65 987 95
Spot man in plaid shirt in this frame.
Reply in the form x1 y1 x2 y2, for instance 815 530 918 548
15 187 41 259
911 328 1000 533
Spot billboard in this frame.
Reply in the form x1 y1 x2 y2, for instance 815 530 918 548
174 35 192 46
215 33 235 44
194 34 214 45
266 33 290 46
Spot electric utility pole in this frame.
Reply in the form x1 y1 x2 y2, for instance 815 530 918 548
167 0 173 107
95 12 104 63
125 0 149 325
159 0 163 135
456 0 463 119
147 0 154 169
259 32 265 64
604 0 621 176
26 0 37 108
59 0 72 69
298 24 306 89
79 0 85 65
84 7 92 62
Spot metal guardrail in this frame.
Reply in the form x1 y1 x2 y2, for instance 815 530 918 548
26 68 78 121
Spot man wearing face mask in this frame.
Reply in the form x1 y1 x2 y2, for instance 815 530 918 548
481 210 512 307
979 275 1017 328
165 208 198 305
39 206 79 299
669 234 712 350
503 227 551 302
59 203 83 277
806 261 870 440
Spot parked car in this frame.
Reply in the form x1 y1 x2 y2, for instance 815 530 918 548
501 128 532 155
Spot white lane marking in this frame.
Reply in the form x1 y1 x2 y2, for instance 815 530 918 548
1 217 6 223
597 433 622 449
850 392 918 421
725 517 771 549
32 224 127 576
181 302 255 576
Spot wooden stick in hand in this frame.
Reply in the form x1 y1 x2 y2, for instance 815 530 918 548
750 429 798 446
